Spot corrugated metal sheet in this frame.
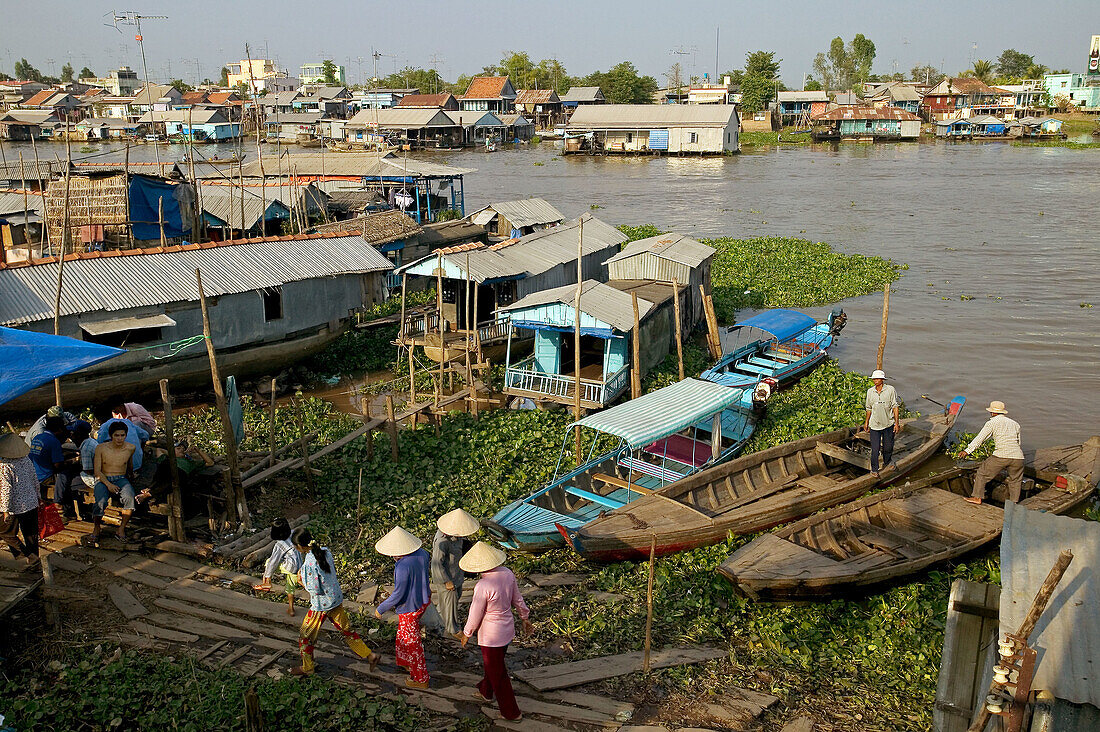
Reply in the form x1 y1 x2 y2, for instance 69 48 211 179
471 198 564 229
0 191 44 216
573 378 742 448
237 153 473 179
815 106 921 121
560 87 604 103
345 108 457 129
0 234 393 325
647 130 669 150
567 104 737 129
0 161 60 182
605 233 713 269
445 111 505 128
500 279 654 332
401 216 626 283
1001 499 1100 706
199 184 278 230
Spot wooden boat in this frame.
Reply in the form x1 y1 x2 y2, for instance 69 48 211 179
559 396 966 561
701 308 846 390
718 437 1100 599
484 378 769 553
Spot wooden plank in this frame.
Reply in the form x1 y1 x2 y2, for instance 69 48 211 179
247 648 286 677
526 573 587 588
816 442 871 470
934 579 999 732
781 716 815 732
194 640 230 662
544 690 634 717
47 553 92 574
107 583 148 620
515 647 726 691
428 684 616 726
128 620 200 643
113 632 164 650
163 578 359 630
145 611 254 640
115 554 195 579
153 597 300 643
152 552 203 571
217 644 254 669
484 707 570 731
98 560 170 589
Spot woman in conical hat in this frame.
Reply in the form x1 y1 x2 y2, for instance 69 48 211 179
0 432 40 567
430 508 480 639
374 526 432 688
459 541 531 722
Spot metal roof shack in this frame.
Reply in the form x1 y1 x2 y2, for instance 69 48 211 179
813 106 921 121
198 183 290 232
565 105 739 154
560 86 606 105
568 104 738 129
394 93 458 110
468 197 564 236
515 89 560 105
501 279 655 333
311 209 423 247
461 76 514 101
345 108 457 129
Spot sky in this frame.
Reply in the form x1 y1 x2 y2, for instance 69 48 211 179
1 1 1097 87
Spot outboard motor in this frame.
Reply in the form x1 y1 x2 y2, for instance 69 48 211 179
751 377 779 417
828 307 847 336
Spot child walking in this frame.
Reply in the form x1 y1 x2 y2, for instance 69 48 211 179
255 517 302 616
290 527 380 677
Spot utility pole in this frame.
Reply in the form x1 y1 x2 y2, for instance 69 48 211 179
110 11 167 166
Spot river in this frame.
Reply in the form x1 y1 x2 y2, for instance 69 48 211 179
6 138 1097 447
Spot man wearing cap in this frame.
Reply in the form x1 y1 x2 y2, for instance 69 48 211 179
961 401 1024 505
861 369 901 478
431 508 479 640
374 526 433 688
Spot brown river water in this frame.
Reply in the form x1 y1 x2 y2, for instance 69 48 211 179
7 139 1097 447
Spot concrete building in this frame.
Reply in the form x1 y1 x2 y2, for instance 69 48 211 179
1043 73 1100 113
565 105 739 154
80 67 141 96
300 62 346 86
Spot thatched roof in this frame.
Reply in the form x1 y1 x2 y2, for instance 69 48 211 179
312 209 422 246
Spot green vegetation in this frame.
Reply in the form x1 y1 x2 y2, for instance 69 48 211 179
738 51 784 112
580 61 658 104
812 34 876 92
1052 115 1100 137
0 649 440 731
739 131 812 147
1012 139 1100 149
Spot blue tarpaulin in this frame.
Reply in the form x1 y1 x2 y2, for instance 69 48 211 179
729 309 817 343
0 327 124 406
129 175 193 241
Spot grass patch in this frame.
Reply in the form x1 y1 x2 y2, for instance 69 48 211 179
1052 115 1100 137
738 130 812 146
1011 139 1100 149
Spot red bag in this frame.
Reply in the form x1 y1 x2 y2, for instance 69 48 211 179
38 502 65 540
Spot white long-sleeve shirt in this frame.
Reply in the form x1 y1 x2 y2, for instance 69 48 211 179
966 414 1024 459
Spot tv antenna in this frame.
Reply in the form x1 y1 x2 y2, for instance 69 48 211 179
108 10 168 164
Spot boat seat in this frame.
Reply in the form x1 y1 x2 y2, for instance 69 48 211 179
618 455 685 484
816 442 871 470
644 434 713 468
591 473 656 494
731 362 775 376
747 357 785 370
564 485 626 510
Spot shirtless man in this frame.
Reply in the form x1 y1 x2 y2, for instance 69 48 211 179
92 421 137 543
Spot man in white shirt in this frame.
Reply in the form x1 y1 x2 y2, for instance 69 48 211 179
961 400 1024 504
860 369 900 478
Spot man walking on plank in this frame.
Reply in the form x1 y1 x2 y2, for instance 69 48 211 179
860 369 900 478
961 400 1024 505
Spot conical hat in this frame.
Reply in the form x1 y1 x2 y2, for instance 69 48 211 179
375 526 423 557
459 541 507 574
437 508 481 537
0 433 30 460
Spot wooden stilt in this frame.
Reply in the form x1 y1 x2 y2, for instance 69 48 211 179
158 196 167 248
268 378 277 469
876 282 890 371
672 279 684 381
159 379 185 542
196 268 248 528
631 292 642 399
643 534 656 672
385 395 400 462
574 215 586 463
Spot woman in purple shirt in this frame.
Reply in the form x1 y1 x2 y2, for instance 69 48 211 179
374 526 432 688
460 541 531 722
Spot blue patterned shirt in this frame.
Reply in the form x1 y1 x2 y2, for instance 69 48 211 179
300 547 343 612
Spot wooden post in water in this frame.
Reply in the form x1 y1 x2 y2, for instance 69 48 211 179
573 215 585 463
159 379 186 542
643 534 657 672
52 123 73 407
435 253 444 408
876 282 890 371
385 395 400 461
158 196 167 248
672 279 684 381
196 268 248 528
267 378 277 468
631 292 642 399
360 396 374 460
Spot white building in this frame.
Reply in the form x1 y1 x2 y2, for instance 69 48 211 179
565 104 739 154
300 62 346 86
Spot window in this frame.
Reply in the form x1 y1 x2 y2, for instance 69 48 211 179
689 132 698 144
85 327 162 348
626 132 633 143
262 287 283 321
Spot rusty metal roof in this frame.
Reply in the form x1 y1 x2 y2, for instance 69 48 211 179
813 106 921 121
604 232 713 268
469 198 564 229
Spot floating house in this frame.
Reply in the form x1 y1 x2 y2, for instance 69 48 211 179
560 86 606 111
312 209 423 288
0 189 44 261
1007 116 1065 138
603 232 714 328
0 110 62 140
0 232 393 411
812 107 922 141
498 114 536 141
343 108 463 149
565 105 739 154
76 117 147 140
935 118 973 138
459 76 517 114
864 81 923 115
138 109 241 141
198 183 292 238
967 114 1008 137
514 89 564 129
467 198 564 238
777 91 830 122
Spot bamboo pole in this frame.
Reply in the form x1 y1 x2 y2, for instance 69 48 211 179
159 379 185 542
52 121 73 407
473 278 482 365
196 268 248 528
573 215 584 464
291 398 315 495
18 153 29 254
124 143 133 246
238 158 245 238
268 378 277 468
29 134 46 255
158 196 167 248
876 282 890 371
465 252 474 415
360 396 374 461
643 534 656 672
436 253 444 408
631 292 642 399
186 107 200 243
385 395 400 461
672 279 684 381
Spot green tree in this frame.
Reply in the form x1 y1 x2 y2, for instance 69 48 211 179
813 35 876 91
1023 63 1049 80
169 78 194 93
967 59 994 82
996 49 1034 79
79 66 95 80
0 71 12 82
850 33 876 85
219 66 229 86
381 66 450 94
321 59 338 85
582 61 657 104
14 58 43 82
910 64 944 86
739 51 783 112
60 63 74 83
804 77 822 91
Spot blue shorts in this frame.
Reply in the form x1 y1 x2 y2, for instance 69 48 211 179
92 475 136 517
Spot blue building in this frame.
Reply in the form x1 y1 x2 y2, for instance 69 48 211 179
1043 73 1100 112
968 115 1007 136
140 108 240 141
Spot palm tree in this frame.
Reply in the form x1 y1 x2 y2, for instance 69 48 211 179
970 59 994 82
1024 63 1049 80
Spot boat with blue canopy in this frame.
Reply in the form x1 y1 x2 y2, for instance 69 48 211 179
701 308 846 389
484 377 769 552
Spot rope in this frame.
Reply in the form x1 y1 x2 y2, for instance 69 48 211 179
127 334 209 359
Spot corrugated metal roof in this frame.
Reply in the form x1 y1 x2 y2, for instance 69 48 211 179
199 184 282 230
0 161 60 182
137 108 227 124
345 108 457 129
0 234 392 325
267 112 324 124
470 198 564 229
604 233 714 268
237 152 473 178
0 190 44 216
1001 500 1100 706
444 111 504 127
573 377 743 448
560 87 604 102
777 90 830 102
401 216 626 283
311 209 422 245
0 110 59 124
567 104 737 129
516 89 559 104
500 279 654 332
814 106 921 121
395 93 456 108
497 114 532 127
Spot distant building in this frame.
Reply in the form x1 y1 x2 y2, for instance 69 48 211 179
812 106 922 141
459 76 517 113
777 91 829 122
226 60 297 93
395 93 459 111
80 67 141 96
1043 73 1100 112
922 77 1007 120
996 81 1046 118
687 76 739 105
565 104 739 154
863 81 922 115
357 88 419 110
514 89 563 128
300 62 346 86
560 86 606 110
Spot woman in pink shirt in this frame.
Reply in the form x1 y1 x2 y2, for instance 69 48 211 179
460 541 531 722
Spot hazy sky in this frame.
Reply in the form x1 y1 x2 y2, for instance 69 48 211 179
2 1 1097 87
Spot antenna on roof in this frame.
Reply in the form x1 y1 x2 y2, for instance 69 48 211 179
109 10 167 166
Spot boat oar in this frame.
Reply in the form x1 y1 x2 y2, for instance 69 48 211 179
920 394 946 408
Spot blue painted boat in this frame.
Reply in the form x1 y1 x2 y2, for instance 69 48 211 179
701 308 846 389
484 378 768 553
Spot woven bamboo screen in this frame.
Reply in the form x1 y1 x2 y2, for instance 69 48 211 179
44 174 128 245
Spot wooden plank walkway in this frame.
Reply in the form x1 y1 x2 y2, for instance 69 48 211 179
934 579 999 732
516 647 728 691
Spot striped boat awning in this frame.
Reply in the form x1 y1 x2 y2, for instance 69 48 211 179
572 378 743 448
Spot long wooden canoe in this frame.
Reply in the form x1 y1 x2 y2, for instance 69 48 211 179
717 437 1100 599
559 396 966 561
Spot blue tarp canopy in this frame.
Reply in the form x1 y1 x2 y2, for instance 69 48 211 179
0 327 124 406
571 378 743 448
730 309 816 343
129 175 193 241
